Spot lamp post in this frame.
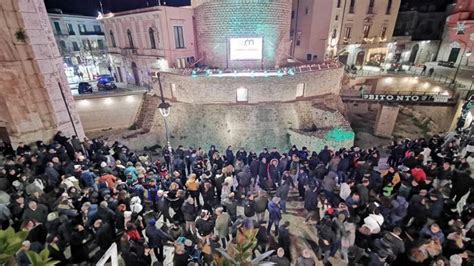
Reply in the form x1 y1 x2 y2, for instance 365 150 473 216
156 72 173 171
451 40 471 88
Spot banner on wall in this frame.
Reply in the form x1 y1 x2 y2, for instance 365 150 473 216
230 37 263 61
362 94 450 103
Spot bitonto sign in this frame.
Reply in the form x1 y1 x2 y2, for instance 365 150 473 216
230 37 263 61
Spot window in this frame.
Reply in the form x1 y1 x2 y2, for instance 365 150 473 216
59 40 66 51
291 11 295 19
78 24 86 33
149 28 156 49
307 54 312 61
368 0 374 13
236 87 248 102
72 41 80 51
53 21 61 34
98 40 104 49
363 25 371 38
67 23 74 34
109 30 116 47
173 26 185 49
94 25 101 33
335 15 339 21
127 29 134 48
305 7 309 14
296 32 301 46
296 83 305 98
349 0 355 13
337 0 341 8
344 26 352 39
332 29 337 39
82 40 89 50
380 26 387 39
386 0 392 14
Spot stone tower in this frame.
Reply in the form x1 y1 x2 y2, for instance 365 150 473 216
0 0 84 147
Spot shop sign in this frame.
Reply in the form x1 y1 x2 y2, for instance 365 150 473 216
362 94 449 103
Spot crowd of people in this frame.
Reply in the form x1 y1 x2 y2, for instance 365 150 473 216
0 130 474 266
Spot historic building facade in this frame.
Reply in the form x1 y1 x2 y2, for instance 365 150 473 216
100 6 196 89
0 0 84 146
48 11 108 83
291 0 401 66
438 0 474 66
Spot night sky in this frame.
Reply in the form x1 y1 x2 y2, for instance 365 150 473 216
44 0 190 16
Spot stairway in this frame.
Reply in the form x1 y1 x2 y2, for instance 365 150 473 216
134 94 161 132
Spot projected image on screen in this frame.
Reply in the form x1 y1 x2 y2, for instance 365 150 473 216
230 38 263 60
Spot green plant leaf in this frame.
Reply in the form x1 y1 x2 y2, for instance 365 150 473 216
40 249 50 261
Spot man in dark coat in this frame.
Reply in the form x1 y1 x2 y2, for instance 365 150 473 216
278 222 291 261
225 146 235 165
145 219 173 261
93 220 113 257
276 177 290 213
258 157 269 190
237 165 252 196
304 185 318 223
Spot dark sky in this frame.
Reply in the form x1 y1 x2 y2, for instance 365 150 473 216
44 0 190 16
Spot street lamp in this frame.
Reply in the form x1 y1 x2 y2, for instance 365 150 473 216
156 72 173 171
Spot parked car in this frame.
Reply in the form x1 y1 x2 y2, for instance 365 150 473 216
78 82 93 94
97 80 117 91
96 74 117 91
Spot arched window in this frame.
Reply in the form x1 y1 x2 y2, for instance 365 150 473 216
149 28 156 49
349 0 355 13
127 29 134 48
109 30 116 47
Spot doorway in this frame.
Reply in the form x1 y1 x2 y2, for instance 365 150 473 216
0 127 10 144
356 51 365 66
409 44 419 63
116 67 123 82
131 62 140 86
448 48 460 63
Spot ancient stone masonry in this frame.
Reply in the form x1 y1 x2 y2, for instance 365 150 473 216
193 0 292 69
0 0 84 146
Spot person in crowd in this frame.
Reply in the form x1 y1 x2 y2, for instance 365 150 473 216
1 131 473 266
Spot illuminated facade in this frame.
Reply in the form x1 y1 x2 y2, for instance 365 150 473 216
438 0 474 66
100 6 196 88
48 11 108 83
192 0 292 69
291 0 401 66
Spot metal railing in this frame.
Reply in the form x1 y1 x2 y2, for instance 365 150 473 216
345 67 471 90
163 61 343 77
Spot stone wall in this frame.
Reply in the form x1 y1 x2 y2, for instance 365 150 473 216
75 93 144 132
144 96 351 151
193 0 291 69
155 68 344 104
0 0 84 147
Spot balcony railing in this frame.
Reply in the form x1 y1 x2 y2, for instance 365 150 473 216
121 48 138 57
79 31 105 36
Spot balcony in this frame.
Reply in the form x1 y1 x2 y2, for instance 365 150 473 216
79 31 105 36
121 48 138 57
